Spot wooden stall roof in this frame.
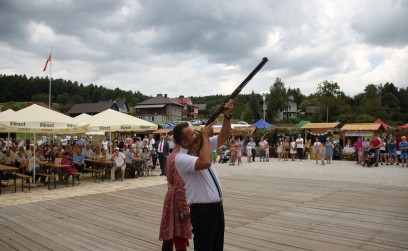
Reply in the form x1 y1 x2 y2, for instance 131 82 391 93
340 123 385 131
301 122 341 129
152 128 173 134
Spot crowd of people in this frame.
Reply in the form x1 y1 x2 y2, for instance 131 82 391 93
352 133 408 167
0 133 178 184
213 132 408 168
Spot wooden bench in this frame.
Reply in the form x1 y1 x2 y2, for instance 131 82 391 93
66 173 80 187
82 168 104 183
13 173 31 192
36 173 57 190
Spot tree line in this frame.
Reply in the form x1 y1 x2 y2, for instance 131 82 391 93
0 74 148 113
0 74 406 125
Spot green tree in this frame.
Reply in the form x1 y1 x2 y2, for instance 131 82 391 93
266 77 288 121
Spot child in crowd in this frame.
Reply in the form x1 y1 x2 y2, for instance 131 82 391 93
229 143 237 166
237 144 242 165
313 138 321 165
320 143 326 166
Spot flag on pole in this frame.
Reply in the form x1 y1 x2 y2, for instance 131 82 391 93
43 54 51 72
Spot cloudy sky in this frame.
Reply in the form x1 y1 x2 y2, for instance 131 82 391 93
0 0 407 98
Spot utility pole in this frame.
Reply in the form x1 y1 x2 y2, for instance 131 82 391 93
262 93 267 121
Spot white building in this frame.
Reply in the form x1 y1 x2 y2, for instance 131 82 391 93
278 96 298 121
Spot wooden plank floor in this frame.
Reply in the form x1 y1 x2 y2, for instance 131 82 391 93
0 174 407 251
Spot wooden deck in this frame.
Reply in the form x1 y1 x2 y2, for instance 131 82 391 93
0 174 407 250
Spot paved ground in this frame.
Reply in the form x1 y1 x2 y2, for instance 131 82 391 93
1 159 407 250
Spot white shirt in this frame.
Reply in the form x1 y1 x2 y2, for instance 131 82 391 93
101 141 108 150
61 138 68 146
149 138 156 151
176 136 223 204
296 138 304 148
113 152 126 167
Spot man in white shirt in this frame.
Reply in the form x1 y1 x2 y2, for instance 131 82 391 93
110 147 126 182
296 134 304 161
173 99 234 251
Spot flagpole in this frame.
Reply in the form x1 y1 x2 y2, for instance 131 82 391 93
48 47 52 109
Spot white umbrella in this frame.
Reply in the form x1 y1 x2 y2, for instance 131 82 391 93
0 104 89 182
0 109 16 149
81 109 158 153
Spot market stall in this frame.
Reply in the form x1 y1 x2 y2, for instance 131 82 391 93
301 122 342 159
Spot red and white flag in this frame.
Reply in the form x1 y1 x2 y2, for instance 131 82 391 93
43 54 51 72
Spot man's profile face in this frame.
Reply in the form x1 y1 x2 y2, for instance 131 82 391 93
181 126 197 148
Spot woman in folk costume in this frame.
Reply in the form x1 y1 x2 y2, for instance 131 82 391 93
159 146 192 251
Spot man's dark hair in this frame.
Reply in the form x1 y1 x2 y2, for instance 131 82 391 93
173 122 190 145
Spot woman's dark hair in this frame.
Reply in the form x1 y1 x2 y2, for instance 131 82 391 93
173 122 190 145
143 146 149 152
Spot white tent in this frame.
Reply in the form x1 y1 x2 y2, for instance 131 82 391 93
0 109 16 119
0 104 87 133
81 109 158 132
74 113 92 123
0 104 89 182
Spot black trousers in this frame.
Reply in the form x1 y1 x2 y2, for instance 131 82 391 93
158 153 167 175
297 148 304 160
190 202 224 251
251 148 256 161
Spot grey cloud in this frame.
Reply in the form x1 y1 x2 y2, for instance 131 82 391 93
351 0 408 47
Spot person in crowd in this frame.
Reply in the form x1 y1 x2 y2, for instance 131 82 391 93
283 138 289 161
361 137 371 166
263 138 270 162
229 140 237 166
1 149 14 166
110 147 126 182
236 142 242 165
159 146 192 251
325 138 334 164
296 134 304 162
27 149 48 184
101 138 109 151
246 137 255 163
387 134 398 165
140 146 151 176
61 151 79 182
320 143 326 166
258 137 266 162
371 134 381 167
290 137 297 161
313 137 321 165
379 137 387 165
125 146 140 178
212 149 218 164
72 146 85 172
399 136 407 167
92 146 102 160
276 138 283 161
83 144 94 168
149 134 158 167
354 137 363 165
173 99 233 251
157 134 170 176
251 138 256 162
168 136 176 153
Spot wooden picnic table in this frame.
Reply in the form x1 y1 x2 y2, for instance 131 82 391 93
0 164 18 194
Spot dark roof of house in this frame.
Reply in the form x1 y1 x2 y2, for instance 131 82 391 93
99 100 128 108
195 104 207 110
67 102 119 115
135 95 183 107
